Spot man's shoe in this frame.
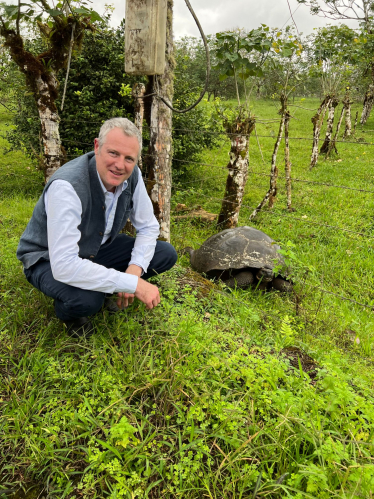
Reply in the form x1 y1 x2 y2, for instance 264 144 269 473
104 296 122 314
64 317 94 338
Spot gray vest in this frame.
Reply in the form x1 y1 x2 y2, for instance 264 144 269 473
17 152 139 269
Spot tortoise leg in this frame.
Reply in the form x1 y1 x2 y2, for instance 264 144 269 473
223 271 254 289
255 281 268 291
272 277 293 293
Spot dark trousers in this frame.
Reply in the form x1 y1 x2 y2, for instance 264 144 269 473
24 234 178 321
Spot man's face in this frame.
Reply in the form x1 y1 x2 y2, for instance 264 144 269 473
94 128 139 192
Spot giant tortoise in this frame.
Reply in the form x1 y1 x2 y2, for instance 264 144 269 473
184 226 292 292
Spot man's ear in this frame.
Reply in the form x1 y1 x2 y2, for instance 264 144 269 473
94 138 99 154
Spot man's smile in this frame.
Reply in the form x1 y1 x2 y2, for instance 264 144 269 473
109 169 123 177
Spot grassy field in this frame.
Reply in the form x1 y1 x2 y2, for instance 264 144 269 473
1 98 374 499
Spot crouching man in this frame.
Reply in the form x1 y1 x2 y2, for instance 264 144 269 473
17 117 178 337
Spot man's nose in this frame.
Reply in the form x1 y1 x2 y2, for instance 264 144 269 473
115 157 126 170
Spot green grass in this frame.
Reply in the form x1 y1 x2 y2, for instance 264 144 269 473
1 101 374 499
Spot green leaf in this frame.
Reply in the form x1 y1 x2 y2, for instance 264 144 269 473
95 438 123 460
46 8 63 17
3 6 19 17
73 7 90 14
282 48 293 57
88 10 103 22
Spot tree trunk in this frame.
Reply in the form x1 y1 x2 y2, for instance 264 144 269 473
284 109 293 211
310 95 331 169
354 110 359 133
143 0 175 242
327 104 345 158
217 116 255 229
123 82 147 237
249 95 287 220
35 74 63 180
1 31 63 180
319 97 339 154
343 91 352 139
132 82 145 170
233 69 241 107
360 84 374 125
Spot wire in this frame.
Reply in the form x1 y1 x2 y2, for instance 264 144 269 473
142 0 210 114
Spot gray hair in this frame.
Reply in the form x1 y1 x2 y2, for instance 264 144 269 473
98 117 142 154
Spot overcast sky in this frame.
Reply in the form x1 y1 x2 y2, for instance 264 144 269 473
102 0 359 37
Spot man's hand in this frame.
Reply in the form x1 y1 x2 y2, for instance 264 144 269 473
134 277 160 309
116 264 141 309
116 291 134 309
116 264 160 310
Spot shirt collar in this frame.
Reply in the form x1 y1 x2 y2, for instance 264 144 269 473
96 170 128 195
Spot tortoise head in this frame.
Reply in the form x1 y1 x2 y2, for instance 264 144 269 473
182 247 194 261
256 267 273 282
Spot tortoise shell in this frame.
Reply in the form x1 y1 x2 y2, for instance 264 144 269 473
189 226 284 274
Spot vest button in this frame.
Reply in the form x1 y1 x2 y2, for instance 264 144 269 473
102 206 105 210
90 255 94 259
99 232 103 236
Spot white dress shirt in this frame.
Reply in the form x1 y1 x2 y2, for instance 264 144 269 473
44 168 159 294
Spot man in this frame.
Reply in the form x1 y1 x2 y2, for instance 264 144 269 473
17 117 178 337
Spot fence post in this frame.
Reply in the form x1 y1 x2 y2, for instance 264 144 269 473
144 0 175 242
132 83 145 170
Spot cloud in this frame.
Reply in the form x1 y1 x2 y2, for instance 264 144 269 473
103 0 359 37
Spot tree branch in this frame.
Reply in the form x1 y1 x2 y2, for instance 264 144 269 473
286 0 300 37
64 0 80 21
297 0 369 22
16 0 21 35
37 0 53 13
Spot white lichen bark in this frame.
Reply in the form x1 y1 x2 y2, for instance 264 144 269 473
250 99 286 220
284 110 292 211
310 95 331 169
217 128 252 229
320 98 338 155
35 74 62 181
360 84 374 125
327 104 345 158
132 82 145 170
343 92 352 139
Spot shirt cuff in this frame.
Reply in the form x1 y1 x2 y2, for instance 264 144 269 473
128 258 147 275
115 273 139 294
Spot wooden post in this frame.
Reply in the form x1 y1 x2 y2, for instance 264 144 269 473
309 95 331 169
320 97 339 154
249 94 287 220
284 109 293 211
353 111 359 134
360 83 374 125
343 90 352 139
143 0 175 242
327 104 345 158
217 116 255 229
132 82 145 169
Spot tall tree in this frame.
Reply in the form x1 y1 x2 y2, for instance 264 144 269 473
297 0 374 124
0 0 101 179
